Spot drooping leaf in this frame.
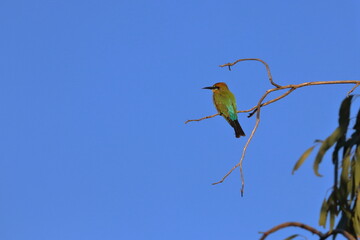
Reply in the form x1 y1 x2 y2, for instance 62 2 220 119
347 174 353 199
353 106 360 131
329 206 335 230
292 146 315 174
332 141 340 165
332 95 353 166
342 151 351 179
328 191 338 231
353 208 360 237
349 108 360 151
283 234 300 240
340 151 351 197
338 95 353 132
314 128 342 177
350 157 356 199
319 198 329 227
355 147 360 191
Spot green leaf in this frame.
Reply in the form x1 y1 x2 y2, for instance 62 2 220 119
353 209 360 237
283 234 299 240
347 175 353 199
319 198 329 227
353 107 360 131
314 128 342 177
328 191 338 230
354 147 360 192
350 157 356 199
342 151 351 179
338 95 353 131
292 146 315 174
340 151 351 197
329 207 335 230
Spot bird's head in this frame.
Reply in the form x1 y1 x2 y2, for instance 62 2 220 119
202 82 229 92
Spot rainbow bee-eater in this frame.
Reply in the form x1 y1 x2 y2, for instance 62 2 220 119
203 82 245 138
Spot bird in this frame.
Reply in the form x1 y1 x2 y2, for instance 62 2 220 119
203 82 245 138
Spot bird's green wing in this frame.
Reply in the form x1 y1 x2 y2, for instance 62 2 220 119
228 93 238 121
213 92 238 121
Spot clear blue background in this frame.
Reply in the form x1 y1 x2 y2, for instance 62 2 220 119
0 0 359 239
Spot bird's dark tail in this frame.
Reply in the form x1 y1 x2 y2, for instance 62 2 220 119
229 119 245 138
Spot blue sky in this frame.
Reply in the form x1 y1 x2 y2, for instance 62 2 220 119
0 0 359 239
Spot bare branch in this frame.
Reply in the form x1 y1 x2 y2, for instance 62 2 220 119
219 58 281 88
259 222 322 240
259 222 356 240
184 113 219 124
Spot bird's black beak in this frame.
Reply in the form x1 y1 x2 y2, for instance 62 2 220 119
202 86 217 90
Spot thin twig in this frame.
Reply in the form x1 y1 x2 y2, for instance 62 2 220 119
219 58 282 88
247 88 296 118
211 116 259 188
348 83 360 96
184 113 219 124
259 222 356 240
